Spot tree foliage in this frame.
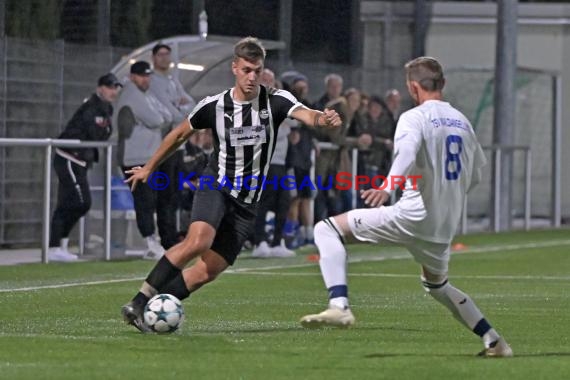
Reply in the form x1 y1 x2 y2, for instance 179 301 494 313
6 0 62 40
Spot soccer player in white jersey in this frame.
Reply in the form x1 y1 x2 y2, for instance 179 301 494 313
300 57 513 358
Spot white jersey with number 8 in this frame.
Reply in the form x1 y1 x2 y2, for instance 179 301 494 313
387 99 487 243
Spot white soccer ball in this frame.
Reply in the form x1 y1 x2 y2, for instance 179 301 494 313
143 294 185 333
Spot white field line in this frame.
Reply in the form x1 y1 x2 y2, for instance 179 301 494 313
2 239 570 293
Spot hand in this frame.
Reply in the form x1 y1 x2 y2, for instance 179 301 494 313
124 166 151 191
357 133 372 148
289 130 301 145
360 188 390 208
384 139 394 150
322 108 342 128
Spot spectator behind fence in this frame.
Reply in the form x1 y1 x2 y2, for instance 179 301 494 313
179 129 213 233
251 68 295 258
282 72 317 247
356 95 397 192
117 61 173 260
48 73 122 262
150 43 197 250
312 73 351 222
385 88 402 122
314 73 343 111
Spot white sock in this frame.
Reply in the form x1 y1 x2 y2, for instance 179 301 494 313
423 278 483 329
306 225 314 241
146 235 156 247
60 238 69 251
329 297 349 310
299 226 307 240
314 219 348 304
423 277 499 344
483 328 500 348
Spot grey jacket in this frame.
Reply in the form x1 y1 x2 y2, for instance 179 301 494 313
117 80 173 166
150 72 196 125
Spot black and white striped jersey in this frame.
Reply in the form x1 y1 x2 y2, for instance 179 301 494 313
187 85 303 204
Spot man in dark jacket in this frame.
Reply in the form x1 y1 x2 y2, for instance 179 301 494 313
48 73 122 262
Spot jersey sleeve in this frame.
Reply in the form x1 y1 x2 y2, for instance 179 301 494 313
383 110 424 193
468 141 487 193
270 89 304 122
187 96 216 130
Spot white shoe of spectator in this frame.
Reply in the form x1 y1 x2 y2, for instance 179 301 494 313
252 241 271 258
144 235 165 261
48 247 78 262
268 240 295 258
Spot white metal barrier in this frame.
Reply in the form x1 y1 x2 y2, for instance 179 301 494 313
0 138 113 263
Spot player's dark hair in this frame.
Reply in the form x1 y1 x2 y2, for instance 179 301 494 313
233 37 266 63
152 43 171 56
405 56 445 92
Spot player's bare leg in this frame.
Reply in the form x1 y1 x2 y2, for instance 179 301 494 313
421 267 513 357
300 213 356 328
122 221 216 332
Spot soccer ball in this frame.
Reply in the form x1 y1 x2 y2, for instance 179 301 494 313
143 294 185 333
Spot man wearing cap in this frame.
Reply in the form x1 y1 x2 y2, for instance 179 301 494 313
48 73 122 262
117 61 174 260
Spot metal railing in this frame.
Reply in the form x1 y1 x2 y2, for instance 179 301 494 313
461 145 533 234
0 138 113 263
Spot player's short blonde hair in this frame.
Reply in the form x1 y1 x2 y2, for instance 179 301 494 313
405 56 445 92
234 37 266 63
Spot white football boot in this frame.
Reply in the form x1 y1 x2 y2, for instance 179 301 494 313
300 307 355 328
477 337 513 358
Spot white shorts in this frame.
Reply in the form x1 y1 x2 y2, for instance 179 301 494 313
346 207 450 275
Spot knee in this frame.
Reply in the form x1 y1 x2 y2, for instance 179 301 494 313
313 220 331 243
180 236 210 257
421 276 449 299
192 266 217 286
314 219 343 245
188 262 221 287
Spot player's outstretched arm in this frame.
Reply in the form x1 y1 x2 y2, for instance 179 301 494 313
290 107 341 129
125 118 194 191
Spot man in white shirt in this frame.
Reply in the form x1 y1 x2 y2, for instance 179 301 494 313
300 56 513 358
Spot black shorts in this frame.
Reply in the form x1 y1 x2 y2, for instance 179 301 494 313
190 187 256 265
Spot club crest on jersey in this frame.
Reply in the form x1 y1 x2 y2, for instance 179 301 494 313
259 109 269 119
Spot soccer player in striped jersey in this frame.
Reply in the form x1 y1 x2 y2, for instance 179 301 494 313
121 37 341 332
300 57 513 358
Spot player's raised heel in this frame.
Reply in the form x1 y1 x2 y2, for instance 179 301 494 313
300 307 355 329
477 337 513 358
121 302 151 333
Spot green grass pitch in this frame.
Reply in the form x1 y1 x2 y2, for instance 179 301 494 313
1 229 569 379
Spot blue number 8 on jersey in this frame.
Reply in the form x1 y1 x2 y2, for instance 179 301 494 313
445 134 463 180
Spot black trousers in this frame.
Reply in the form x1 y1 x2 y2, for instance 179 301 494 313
253 164 291 246
122 151 182 250
49 155 91 247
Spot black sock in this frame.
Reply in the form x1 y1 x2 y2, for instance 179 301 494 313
132 292 150 308
132 256 181 304
160 272 191 301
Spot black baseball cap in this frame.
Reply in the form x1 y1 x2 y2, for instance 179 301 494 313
98 73 122 88
130 61 153 76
